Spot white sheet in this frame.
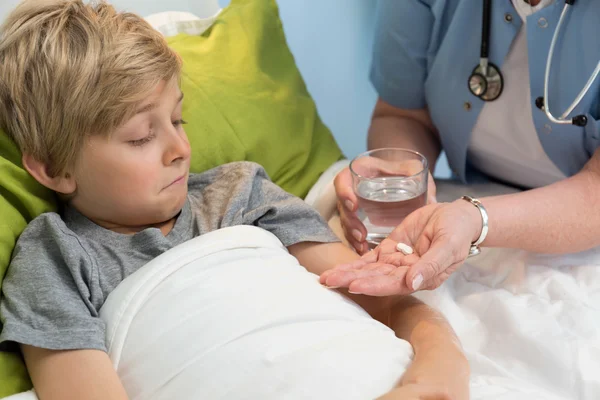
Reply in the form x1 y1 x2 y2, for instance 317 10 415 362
416 246 600 400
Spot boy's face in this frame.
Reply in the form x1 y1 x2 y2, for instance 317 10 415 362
69 78 191 233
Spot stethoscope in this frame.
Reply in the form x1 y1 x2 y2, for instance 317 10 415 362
468 0 600 127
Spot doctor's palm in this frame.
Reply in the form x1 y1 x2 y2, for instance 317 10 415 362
322 202 477 296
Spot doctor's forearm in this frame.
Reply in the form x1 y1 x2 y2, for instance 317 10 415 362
475 152 600 253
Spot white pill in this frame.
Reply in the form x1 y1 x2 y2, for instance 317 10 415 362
396 242 414 255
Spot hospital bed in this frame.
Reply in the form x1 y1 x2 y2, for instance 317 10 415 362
1 1 600 399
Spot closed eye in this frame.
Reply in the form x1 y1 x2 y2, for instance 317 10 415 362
173 119 187 127
128 132 156 147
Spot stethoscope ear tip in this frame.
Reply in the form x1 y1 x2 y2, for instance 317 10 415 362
535 96 545 111
572 115 588 127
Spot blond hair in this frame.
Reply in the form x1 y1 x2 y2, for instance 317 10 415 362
0 0 182 177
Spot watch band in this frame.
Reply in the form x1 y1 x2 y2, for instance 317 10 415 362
460 195 489 257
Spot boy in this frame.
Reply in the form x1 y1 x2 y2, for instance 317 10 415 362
0 1 469 399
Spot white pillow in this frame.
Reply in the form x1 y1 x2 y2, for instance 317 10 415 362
145 9 221 37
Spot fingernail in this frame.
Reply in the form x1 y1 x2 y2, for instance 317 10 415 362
351 229 362 242
348 290 362 295
412 274 423 291
345 200 354 211
324 285 340 289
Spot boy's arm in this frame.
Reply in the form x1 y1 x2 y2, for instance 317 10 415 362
22 345 129 400
288 242 469 399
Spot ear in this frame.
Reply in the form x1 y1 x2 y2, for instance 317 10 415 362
22 154 77 195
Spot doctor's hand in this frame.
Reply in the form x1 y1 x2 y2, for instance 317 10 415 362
334 166 437 255
321 200 481 296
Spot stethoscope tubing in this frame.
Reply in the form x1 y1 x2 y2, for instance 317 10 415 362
544 1 600 124
472 0 597 126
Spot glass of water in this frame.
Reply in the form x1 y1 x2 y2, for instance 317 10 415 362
350 148 428 247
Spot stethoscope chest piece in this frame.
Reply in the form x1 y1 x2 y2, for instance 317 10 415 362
468 63 503 101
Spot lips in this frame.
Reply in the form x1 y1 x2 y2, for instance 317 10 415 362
165 174 186 189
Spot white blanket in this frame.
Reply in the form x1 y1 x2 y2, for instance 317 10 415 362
100 225 411 399
7 225 412 400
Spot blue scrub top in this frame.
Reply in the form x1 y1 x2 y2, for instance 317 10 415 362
370 0 600 183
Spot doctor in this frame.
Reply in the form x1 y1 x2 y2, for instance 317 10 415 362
325 0 600 296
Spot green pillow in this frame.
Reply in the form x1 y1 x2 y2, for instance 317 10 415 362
170 0 343 198
0 0 342 396
0 132 54 397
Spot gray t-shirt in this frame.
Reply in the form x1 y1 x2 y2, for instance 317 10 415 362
0 162 338 352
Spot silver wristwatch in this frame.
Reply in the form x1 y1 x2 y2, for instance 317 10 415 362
460 195 489 257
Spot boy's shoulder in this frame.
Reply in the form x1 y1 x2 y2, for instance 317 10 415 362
7 211 90 286
15 211 81 252
20 211 69 239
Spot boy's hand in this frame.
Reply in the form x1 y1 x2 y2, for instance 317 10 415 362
397 341 470 400
376 383 456 400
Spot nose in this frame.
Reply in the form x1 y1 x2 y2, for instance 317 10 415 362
163 126 191 166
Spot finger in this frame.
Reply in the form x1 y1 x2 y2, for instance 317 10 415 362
334 168 367 252
319 260 368 285
345 240 369 256
377 237 402 255
321 264 398 289
377 251 420 268
358 239 397 261
334 167 358 211
347 237 366 255
347 266 411 296
319 268 376 287
325 258 370 274
360 247 380 263
323 249 388 276
338 202 368 252
406 239 456 291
